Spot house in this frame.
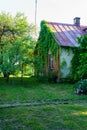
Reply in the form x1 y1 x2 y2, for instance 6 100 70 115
35 17 87 81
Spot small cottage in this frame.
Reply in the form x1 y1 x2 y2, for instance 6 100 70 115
35 17 87 81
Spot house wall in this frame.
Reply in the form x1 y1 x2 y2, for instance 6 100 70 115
60 47 74 78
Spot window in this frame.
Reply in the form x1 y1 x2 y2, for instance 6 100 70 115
49 54 53 70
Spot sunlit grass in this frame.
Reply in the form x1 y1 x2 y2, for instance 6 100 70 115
74 111 87 116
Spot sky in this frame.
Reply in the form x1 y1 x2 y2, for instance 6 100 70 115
0 0 87 28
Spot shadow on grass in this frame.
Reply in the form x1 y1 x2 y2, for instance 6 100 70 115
0 75 75 88
0 76 39 87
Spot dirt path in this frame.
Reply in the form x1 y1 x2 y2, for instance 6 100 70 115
0 99 87 108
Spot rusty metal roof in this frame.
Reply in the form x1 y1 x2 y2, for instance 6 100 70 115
47 22 87 47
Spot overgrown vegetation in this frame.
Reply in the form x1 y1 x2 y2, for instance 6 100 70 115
74 79 87 95
35 20 58 77
71 34 87 80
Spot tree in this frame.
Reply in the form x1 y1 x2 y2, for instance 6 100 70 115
0 12 36 82
77 34 87 78
71 34 87 80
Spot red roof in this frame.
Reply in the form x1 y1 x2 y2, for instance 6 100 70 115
47 22 87 47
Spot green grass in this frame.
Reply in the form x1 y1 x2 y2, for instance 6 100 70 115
0 77 87 129
0 77 87 104
0 104 87 130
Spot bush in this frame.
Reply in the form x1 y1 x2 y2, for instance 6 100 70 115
38 75 48 83
74 79 87 95
48 70 58 83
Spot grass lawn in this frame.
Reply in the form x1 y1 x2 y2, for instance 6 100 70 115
0 104 87 130
0 77 87 129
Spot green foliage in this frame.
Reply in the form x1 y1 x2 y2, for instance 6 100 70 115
61 58 67 68
0 12 36 80
48 70 58 83
74 79 87 94
71 47 81 80
35 20 58 76
71 34 87 80
77 35 87 79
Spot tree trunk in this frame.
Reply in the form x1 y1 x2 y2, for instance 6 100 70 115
4 73 9 83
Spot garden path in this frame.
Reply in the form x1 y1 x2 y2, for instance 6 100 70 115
0 99 86 108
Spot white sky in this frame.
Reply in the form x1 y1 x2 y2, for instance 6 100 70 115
0 0 87 27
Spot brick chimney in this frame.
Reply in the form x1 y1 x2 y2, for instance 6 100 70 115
74 17 80 26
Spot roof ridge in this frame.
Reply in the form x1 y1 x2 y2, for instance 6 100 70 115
47 21 87 27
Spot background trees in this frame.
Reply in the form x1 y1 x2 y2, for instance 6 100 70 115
0 12 36 82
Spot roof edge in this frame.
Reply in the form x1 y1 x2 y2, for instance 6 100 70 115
47 21 87 27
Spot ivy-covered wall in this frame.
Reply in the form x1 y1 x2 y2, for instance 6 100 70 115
35 20 58 77
35 20 76 80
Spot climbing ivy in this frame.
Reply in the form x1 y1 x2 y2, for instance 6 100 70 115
71 34 87 81
35 20 58 76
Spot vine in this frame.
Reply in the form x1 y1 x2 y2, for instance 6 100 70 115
35 20 58 76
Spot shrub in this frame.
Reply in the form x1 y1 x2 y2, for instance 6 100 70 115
38 75 48 83
74 79 87 95
48 70 58 83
